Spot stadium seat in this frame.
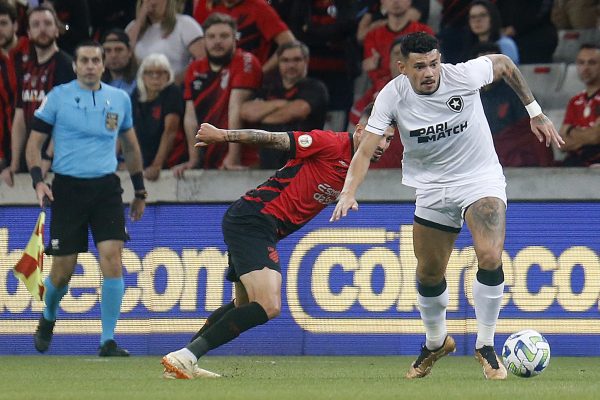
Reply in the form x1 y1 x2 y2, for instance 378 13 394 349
553 29 600 63
547 64 586 110
519 63 567 109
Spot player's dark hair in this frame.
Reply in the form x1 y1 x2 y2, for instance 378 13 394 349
27 3 63 31
277 40 310 59
399 32 440 59
580 43 600 51
74 40 105 62
203 12 237 34
361 102 374 121
0 1 17 22
469 42 501 59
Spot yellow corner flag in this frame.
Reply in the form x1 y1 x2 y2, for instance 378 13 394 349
13 210 46 302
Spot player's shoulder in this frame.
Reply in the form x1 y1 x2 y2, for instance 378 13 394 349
49 79 76 95
244 0 270 10
294 129 342 145
55 49 74 65
379 75 411 100
232 49 261 69
187 57 208 72
102 83 129 97
101 83 132 105
567 90 588 106
297 77 328 92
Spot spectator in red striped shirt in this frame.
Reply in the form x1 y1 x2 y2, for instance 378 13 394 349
0 1 28 182
1 4 75 187
173 12 262 175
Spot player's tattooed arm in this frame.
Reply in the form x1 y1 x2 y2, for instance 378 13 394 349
486 54 535 105
486 54 563 148
224 129 291 150
196 123 291 150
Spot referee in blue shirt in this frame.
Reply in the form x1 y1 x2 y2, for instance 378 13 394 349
25 41 147 357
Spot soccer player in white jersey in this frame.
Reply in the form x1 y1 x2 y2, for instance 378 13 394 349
330 32 563 380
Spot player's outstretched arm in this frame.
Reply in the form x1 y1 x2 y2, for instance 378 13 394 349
330 130 380 223
195 123 290 150
486 54 564 148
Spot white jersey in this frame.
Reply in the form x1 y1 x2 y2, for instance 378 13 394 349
367 56 504 189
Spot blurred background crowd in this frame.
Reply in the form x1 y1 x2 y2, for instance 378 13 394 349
0 0 599 185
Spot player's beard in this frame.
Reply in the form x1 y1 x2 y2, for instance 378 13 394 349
207 50 234 67
31 35 55 50
0 34 15 51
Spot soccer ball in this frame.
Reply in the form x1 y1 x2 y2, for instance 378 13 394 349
502 329 551 378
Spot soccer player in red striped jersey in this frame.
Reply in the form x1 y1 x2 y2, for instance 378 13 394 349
161 104 394 379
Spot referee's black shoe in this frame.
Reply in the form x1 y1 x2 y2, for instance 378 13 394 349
98 339 130 357
33 315 55 353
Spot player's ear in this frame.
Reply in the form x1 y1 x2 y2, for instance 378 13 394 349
72 61 76 73
396 60 406 75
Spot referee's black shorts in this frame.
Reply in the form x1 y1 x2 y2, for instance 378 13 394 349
222 201 281 282
46 173 128 256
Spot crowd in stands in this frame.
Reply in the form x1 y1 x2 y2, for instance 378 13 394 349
0 0 599 186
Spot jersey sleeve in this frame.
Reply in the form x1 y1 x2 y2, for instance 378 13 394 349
55 52 76 84
33 87 59 126
119 92 134 133
366 83 395 136
452 56 494 90
231 52 263 90
182 61 198 100
289 130 338 160
178 15 204 47
254 1 289 41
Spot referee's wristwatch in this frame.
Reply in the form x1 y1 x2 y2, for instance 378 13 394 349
134 190 148 200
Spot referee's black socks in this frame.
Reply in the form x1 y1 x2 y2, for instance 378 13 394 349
186 301 269 358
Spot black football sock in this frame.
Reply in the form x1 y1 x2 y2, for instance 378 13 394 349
186 301 269 359
189 301 236 343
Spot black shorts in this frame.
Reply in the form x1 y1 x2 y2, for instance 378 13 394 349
46 173 128 256
222 202 280 282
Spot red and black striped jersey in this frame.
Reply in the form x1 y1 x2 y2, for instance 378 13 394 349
242 129 354 239
0 37 29 160
183 48 262 168
193 0 289 64
16 49 75 134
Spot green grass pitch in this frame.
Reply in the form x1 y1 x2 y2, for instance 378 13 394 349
0 356 598 400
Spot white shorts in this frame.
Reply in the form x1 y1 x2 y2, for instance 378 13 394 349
414 178 507 232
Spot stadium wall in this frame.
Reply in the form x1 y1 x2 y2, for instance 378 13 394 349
0 169 599 356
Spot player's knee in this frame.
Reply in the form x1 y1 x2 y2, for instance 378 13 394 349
257 298 281 319
477 249 502 270
416 270 445 287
